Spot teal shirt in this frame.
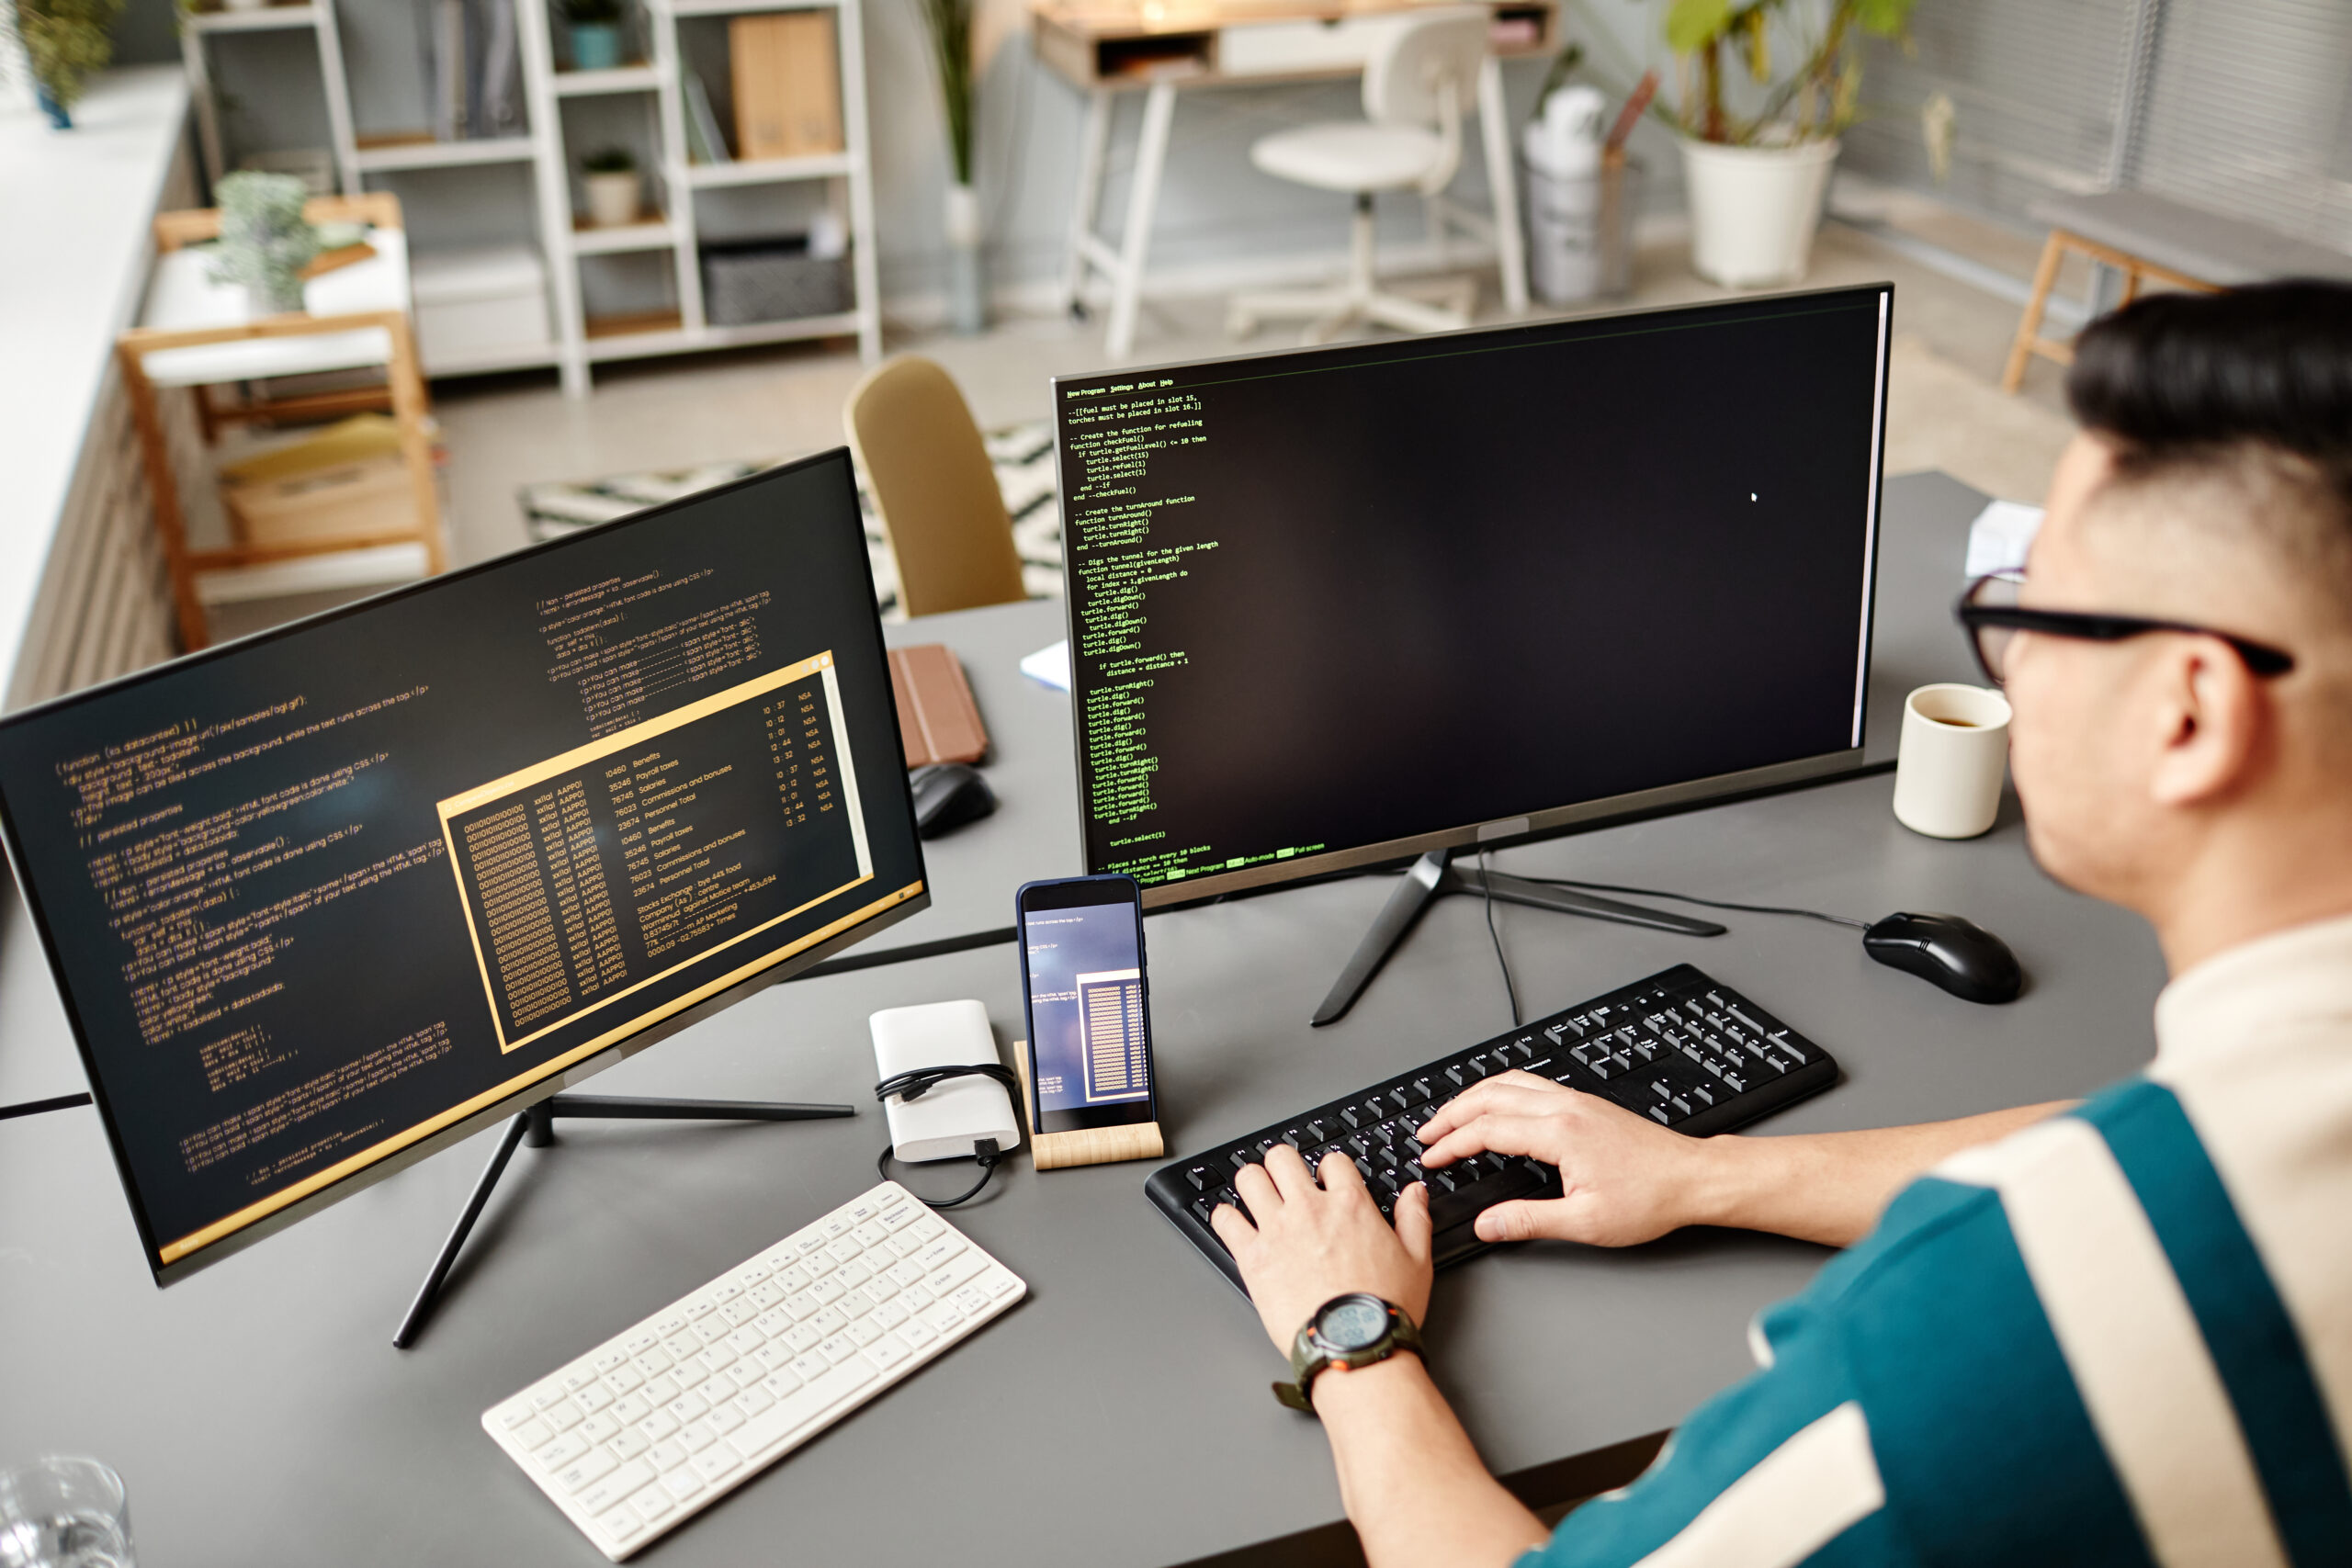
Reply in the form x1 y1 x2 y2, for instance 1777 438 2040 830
1517 912 2352 1568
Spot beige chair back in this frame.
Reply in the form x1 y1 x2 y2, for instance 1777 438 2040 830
843 355 1026 618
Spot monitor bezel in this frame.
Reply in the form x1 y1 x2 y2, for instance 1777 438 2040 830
0 447 930 1286
1049 284 1894 911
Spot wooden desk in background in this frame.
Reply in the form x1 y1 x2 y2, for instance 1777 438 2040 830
1033 0 1555 358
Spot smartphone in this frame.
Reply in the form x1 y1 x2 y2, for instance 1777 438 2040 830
1014 874 1158 1136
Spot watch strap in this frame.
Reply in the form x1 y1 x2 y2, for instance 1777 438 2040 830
1272 1297 1422 1414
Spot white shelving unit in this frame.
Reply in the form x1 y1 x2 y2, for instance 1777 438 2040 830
178 0 881 396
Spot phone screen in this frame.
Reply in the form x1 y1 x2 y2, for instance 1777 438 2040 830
1017 876 1155 1134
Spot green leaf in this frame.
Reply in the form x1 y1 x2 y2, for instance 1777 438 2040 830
1850 0 1916 38
1664 0 1735 53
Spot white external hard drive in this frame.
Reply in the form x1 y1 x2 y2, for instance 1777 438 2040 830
870 998 1021 1163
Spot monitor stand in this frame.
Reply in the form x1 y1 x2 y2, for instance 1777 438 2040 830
1311 849 1726 1027
393 1092 853 1348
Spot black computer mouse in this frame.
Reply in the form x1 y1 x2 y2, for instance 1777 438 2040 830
1863 912 2024 1004
910 763 996 838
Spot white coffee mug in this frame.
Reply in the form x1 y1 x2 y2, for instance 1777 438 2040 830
1892 682 2012 839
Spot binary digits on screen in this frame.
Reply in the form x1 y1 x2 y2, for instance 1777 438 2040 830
1055 288 1891 891
0 455 922 1274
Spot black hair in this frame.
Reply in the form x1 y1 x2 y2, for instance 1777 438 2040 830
2067 280 2352 470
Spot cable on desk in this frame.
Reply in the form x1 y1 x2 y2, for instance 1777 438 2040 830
1518 875 1871 930
1479 845 1520 1029
873 1063 1021 1210
0 1091 93 1122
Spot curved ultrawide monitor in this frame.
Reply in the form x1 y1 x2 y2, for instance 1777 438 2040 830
0 451 928 1282
1053 286 1892 905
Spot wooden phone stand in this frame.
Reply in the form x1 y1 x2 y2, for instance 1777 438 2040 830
1014 1043 1164 1170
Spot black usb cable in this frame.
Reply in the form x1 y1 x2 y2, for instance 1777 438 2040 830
872 1063 1021 1210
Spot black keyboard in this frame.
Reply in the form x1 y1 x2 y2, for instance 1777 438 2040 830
1146 964 1838 1291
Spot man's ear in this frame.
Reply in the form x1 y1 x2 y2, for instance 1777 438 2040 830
2148 638 2269 807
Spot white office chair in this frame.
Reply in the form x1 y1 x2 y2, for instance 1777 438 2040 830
1229 8 1492 344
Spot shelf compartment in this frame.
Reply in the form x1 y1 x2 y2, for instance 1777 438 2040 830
353 136 540 172
186 3 320 31
569 217 680 254
582 310 858 362
583 308 688 341
683 152 853 187
553 64 664 96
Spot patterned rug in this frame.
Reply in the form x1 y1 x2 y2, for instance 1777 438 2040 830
517 422 1062 620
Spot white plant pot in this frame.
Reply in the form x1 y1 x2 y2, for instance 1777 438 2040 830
1678 136 1839 288
583 171 640 229
944 180 987 335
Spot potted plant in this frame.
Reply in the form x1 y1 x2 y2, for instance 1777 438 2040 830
582 146 640 229
563 0 623 71
912 0 982 333
1657 0 1913 286
208 170 321 316
5 0 124 128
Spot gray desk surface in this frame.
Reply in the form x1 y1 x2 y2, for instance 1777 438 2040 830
0 472 2173 1567
847 468 1992 970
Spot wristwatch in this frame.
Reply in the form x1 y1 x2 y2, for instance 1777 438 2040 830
1272 1292 1424 1413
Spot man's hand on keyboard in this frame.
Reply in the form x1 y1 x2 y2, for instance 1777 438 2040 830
1417 1072 1708 1247
1210 1143 1434 1356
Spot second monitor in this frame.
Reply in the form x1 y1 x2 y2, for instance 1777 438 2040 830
1051 286 1894 1017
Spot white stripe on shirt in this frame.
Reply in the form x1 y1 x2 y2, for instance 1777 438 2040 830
1939 1118 2287 1568
1629 1403 1883 1568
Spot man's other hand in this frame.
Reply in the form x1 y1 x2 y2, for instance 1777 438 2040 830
1211 1143 1434 1355
1416 1071 1709 1247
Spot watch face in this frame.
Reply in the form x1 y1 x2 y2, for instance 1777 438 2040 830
1317 1297 1389 1352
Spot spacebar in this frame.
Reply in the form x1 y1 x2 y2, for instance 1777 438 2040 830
729 1359 876 1459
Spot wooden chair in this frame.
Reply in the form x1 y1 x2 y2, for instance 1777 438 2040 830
2003 190 2352 393
842 356 1027 618
120 191 446 650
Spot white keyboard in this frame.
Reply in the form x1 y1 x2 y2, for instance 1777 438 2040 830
481 1180 1025 1560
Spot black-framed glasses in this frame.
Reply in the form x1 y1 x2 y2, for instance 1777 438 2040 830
1956 574 2297 687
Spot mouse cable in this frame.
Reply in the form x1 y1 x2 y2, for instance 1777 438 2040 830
1515 875 1871 930
873 1063 1021 1210
1478 845 1521 1028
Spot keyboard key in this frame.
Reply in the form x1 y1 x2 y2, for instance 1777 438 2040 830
925 1251 990 1298
631 1484 675 1523
596 1506 644 1544
661 1470 705 1502
557 1448 619 1495
728 1358 876 1459
543 1399 584 1432
690 1447 741 1483
580 1412 622 1446
536 1431 593 1472
579 1459 655 1516
513 1417 552 1450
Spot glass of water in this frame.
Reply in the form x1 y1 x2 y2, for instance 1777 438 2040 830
0 1457 133 1568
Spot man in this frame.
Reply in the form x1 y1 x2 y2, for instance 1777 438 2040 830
1211 280 2352 1566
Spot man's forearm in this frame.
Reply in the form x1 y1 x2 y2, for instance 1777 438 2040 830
1312 1356 1548 1568
1688 1101 2071 1247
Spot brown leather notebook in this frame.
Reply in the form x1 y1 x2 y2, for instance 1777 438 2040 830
890 645 989 767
